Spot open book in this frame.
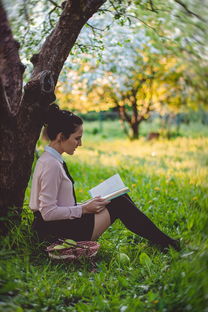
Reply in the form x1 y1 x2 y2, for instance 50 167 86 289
88 174 129 201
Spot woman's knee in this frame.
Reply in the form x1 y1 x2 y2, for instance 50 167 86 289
107 194 131 212
91 208 111 240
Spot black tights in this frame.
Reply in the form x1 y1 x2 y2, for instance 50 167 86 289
106 194 180 251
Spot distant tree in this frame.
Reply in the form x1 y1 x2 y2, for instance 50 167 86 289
56 23 188 139
57 0 207 139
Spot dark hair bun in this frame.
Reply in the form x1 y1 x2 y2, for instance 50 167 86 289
44 103 83 141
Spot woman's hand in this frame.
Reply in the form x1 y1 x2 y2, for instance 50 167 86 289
82 196 110 214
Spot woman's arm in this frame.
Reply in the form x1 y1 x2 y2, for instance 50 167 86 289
38 160 83 221
37 159 110 221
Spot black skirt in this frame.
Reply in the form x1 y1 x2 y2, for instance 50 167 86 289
32 211 95 243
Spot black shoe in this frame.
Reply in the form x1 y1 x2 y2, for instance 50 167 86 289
156 238 181 253
169 239 181 251
149 237 181 252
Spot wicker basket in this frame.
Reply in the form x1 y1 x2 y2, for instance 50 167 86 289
46 241 100 260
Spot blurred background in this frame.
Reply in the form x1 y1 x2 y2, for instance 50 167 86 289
4 0 208 142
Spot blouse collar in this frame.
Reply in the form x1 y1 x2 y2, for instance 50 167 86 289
44 146 64 164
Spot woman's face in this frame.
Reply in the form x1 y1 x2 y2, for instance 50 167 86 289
61 125 83 155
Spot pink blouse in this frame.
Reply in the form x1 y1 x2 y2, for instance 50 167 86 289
29 150 83 221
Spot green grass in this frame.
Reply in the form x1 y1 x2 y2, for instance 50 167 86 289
82 120 208 141
0 121 208 312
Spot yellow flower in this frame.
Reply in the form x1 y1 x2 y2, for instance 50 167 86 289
154 187 160 191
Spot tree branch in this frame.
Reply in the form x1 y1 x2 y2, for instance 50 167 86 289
86 22 113 33
132 101 138 124
32 0 106 85
48 0 62 9
174 0 206 22
139 76 155 120
0 1 25 116
148 0 158 13
119 97 131 124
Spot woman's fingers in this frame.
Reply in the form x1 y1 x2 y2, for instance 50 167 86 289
82 197 111 214
96 205 106 213
95 198 111 205
92 199 109 206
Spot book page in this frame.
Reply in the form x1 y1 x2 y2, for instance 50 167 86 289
101 187 129 201
88 174 127 198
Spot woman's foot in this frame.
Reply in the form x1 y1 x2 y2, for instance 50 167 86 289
160 238 181 252
169 238 181 251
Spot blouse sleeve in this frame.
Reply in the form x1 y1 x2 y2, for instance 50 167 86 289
38 160 83 221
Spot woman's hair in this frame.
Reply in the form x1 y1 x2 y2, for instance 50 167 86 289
44 104 83 141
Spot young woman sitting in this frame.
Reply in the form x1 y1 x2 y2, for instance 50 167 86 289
30 104 180 252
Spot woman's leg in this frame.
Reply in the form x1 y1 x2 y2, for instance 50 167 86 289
91 208 111 240
105 194 180 251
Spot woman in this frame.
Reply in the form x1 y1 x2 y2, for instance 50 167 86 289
30 104 180 251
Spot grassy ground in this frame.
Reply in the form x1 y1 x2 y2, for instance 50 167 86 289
0 122 208 312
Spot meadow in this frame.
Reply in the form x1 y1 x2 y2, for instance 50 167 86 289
0 121 208 312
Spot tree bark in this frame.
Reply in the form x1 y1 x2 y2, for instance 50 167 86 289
0 0 106 234
117 94 141 140
130 121 140 140
130 93 139 140
118 105 131 138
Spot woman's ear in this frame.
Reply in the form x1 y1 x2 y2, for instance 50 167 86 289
60 132 66 142
56 132 63 143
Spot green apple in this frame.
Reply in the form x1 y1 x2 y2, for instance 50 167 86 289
117 253 130 265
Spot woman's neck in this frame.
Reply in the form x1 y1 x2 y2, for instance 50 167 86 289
49 142 63 154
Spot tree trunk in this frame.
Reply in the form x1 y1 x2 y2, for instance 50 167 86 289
0 71 56 234
119 118 130 138
130 96 139 140
130 121 140 140
0 0 106 234
117 105 131 139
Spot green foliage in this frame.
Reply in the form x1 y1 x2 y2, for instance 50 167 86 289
0 122 208 311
